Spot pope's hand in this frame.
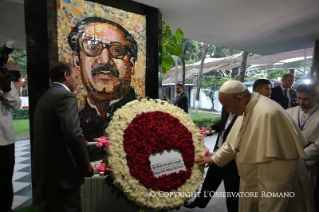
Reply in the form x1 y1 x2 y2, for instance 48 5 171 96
195 156 214 167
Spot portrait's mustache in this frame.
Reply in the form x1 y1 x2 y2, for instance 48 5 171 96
91 64 119 77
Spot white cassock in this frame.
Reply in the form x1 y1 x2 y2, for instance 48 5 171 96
286 103 319 188
212 93 315 212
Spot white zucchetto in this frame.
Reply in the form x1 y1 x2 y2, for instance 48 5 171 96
219 80 247 94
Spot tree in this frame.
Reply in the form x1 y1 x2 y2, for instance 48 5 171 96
10 49 27 76
202 75 230 110
202 77 219 110
161 20 184 73
179 39 189 86
185 40 199 64
195 43 209 111
239 52 248 82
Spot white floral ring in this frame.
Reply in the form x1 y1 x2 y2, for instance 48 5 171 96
106 99 205 210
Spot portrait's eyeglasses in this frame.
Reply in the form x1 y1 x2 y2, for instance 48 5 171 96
79 38 128 59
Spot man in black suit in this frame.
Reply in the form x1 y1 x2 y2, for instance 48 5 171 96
174 83 188 113
270 73 298 109
184 107 239 211
32 62 94 212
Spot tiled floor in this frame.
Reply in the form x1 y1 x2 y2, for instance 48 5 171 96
12 140 32 212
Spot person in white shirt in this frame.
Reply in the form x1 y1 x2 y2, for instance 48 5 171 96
286 83 319 211
0 72 22 212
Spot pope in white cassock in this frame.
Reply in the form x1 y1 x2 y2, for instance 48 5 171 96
196 80 315 212
286 84 319 211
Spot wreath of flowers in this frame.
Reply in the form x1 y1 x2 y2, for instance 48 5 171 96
106 99 206 210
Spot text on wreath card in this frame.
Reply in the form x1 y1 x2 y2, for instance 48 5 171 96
149 149 187 177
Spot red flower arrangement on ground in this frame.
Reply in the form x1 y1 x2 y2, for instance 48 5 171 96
123 111 194 192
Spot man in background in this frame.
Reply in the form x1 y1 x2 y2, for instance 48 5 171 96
32 62 94 212
271 73 298 109
0 73 21 212
174 83 188 113
253 79 272 97
286 84 319 212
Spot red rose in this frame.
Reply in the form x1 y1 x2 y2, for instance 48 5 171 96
123 111 194 192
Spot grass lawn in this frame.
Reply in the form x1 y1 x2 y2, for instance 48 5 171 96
12 119 30 139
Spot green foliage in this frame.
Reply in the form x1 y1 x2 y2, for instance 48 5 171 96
10 49 28 85
267 69 289 80
202 77 219 102
175 28 184 43
162 54 174 72
11 109 29 119
201 75 230 110
12 119 30 138
244 69 305 82
161 20 184 73
10 50 27 71
190 111 221 128
177 41 241 67
184 40 199 62
207 46 241 58
10 49 27 74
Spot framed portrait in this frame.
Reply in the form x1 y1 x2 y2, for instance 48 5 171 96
25 0 161 158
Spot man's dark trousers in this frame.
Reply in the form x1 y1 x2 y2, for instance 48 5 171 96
197 160 239 211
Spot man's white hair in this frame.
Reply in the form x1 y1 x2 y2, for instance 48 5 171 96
219 80 247 94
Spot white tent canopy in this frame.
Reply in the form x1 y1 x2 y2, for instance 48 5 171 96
163 48 313 84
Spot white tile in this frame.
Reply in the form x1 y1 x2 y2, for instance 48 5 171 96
15 140 30 144
15 143 30 147
12 182 30 193
19 143 30 147
15 157 29 163
14 164 30 172
13 172 29 181
15 152 30 157
15 147 30 152
12 195 31 209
